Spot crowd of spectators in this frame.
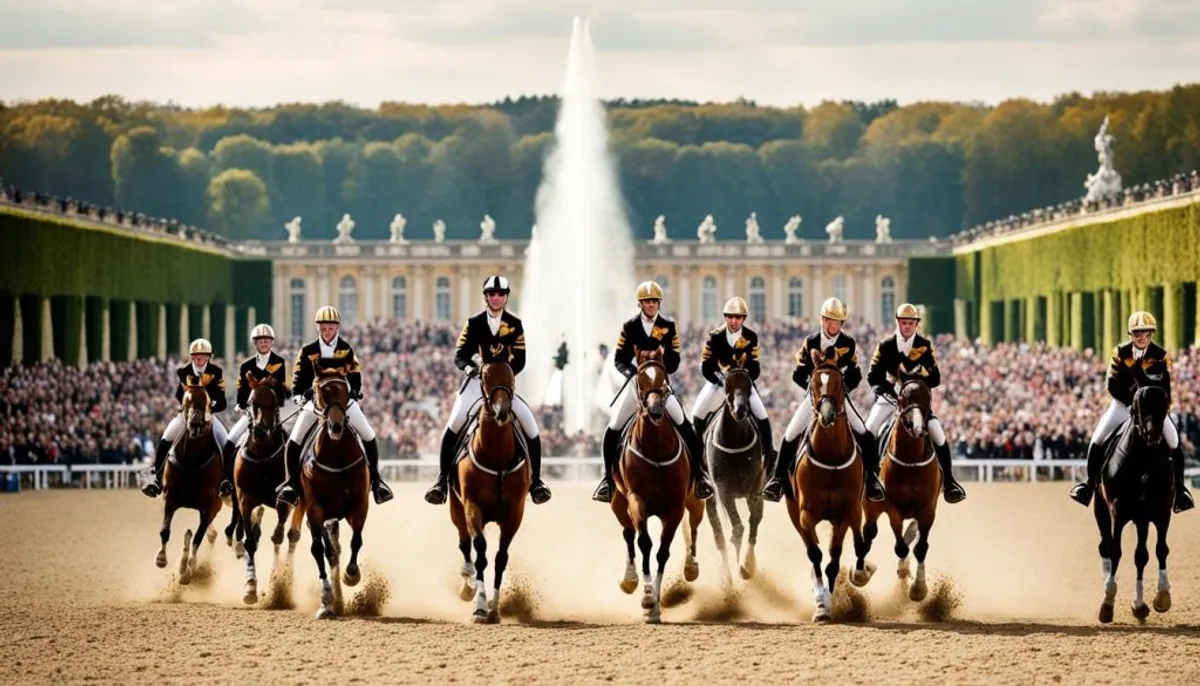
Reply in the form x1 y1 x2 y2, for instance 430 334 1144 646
4 318 1199 468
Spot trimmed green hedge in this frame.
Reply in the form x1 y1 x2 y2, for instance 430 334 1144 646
905 256 956 335
964 203 1200 301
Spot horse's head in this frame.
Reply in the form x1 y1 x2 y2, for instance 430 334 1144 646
481 359 515 425
182 384 211 439
247 376 280 441
314 366 351 441
1132 385 1169 448
809 360 846 428
724 366 752 422
897 378 932 439
637 348 669 422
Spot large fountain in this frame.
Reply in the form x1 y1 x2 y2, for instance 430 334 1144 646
521 17 637 437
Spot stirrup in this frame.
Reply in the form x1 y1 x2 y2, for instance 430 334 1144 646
277 482 299 506
1174 489 1195 514
141 480 162 498
592 479 613 503
762 478 784 502
424 478 448 505
694 476 715 500
372 481 394 505
1069 482 1094 506
865 477 886 503
943 482 966 504
530 479 552 505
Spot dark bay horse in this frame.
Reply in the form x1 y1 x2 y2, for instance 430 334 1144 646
786 354 870 622
449 357 530 624
155 384 224 585
1094 385 1175 624
302 367 370 620
860 377 940 601
235 377 306 605
611 348 705 624
703 366 765 585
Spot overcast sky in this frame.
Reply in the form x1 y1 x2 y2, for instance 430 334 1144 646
1 0 1197 108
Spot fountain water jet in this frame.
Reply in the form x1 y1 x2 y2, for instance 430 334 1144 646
521 17 637 437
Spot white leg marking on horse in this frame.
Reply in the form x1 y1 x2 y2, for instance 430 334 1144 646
1158 569 1170 592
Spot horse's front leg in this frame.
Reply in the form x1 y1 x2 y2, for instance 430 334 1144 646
1093 498 1118 624
156 502 177 569
704 495 732 587
240 498 260 604
307 515 335 619
798 510 829 623
825 519 848 608
720 488 745 577
491 516 523 624
464 503 490 624
1131 519 1151 622
744 489 764 580
1153 514 1172 613
649 511 682 624
342 506 365 588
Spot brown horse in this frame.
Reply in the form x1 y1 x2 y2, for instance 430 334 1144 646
786 353 871 622
154 384 224 585
302 367 370 620
449 357 530 624
860 377 940 601
235 376 306 605
611 348 705 624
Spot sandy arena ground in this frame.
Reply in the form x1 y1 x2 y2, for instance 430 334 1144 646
3 482 1200 685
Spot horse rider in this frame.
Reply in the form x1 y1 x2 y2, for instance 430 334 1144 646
592 281 715 503
424 275 552 506
762 297 883 503
690 296 778 471
220 323 291 496
141 338 228 498
1069 311 1194 513
864 303 966 504
276 305 393 507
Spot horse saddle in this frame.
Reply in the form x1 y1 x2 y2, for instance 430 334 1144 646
451 405 529 474
616 415 688 478
1099 417 1159 482
299 420 365 469
167 431 220 469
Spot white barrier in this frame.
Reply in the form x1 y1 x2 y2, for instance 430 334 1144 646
1 458 1092 492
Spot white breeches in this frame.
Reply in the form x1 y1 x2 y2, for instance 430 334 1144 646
1091 398 1179 449
690 381 768 422
289 399 376 444
609 382 685 429
228 414 251 447
864 395 946 445
447 379 539 438
162 413 228 445
783 390 866 441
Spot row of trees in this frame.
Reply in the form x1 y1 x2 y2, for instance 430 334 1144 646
2 87 1198 242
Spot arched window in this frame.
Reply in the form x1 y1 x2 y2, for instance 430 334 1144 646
701 276 718 321
749 276 767 322
392 276 408 321
787 277 804 318
289 278 306 341
435 276 452 322
337 275 358 326
881 276 896 324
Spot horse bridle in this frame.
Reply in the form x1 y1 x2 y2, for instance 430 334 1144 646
248 388 281 439
723 368 751 417
1131 393 1164 446
481 373 514 423
184 387 212 435
809 367 847 428
315 376 350 425
636 360 672 423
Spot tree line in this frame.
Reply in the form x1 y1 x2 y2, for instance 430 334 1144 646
2 86 1198 242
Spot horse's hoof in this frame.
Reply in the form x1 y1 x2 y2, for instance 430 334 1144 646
1154 590 1172 613
487 607 500 624
739 550 757 580
619 579 638 595
645 613 662 625
684 561 700 583
459 579 475 602
235 541 245 559
1098 602 1114 624
1132 602 1150 623
316 606 337 620
812 610 832 624
155 551 167 569
641 592 656 610
897 558 911 579
243 583 258 605
850 567 874 588
179 570 192 586
472 611 490 624
343 566 360 588
908 580 928 602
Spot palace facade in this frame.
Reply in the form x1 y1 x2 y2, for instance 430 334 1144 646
234 237 952 341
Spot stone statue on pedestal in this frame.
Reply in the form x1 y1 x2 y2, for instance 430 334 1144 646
651 215 670 244
825 216 844 243
389 213 408 244
479 214 498 244
874 214 892 243
745 212 764 244
1084 114 1123 202
333 214 355 244
433 219 446 243
697 214 717 244
783 215 801 244
285 216 302 243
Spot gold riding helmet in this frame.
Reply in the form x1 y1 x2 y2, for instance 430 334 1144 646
723 296 749 317
819 297 848 321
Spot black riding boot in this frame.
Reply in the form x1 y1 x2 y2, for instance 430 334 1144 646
1172 445 1195 513
693 415 710 444
528 436 551 504
276 440 302 507
425 428 458 505
219 440 236 498
678 419 714 500
593 428 621 503
363 438 393 505
763 435 799 502
1069 442 1103 506
855 428 885 502
934 441 966 503
141 439 171 498
755 417 777 475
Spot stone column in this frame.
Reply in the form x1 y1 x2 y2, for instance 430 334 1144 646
723 265 736 301
1046 291 1060 347
156 304 167 360
314 266 330 309
201 304 211 342
679 267 694 329
1163 282 1184 352
458 268 472 324
11 294 23 364
809 266 825 323
1069 293 1084 351
224 305 236 364
75 298 87 368
953 299 968 341
179 303 190 357
100 300 111 362
126 300 138 361
1101 290 1117 354
40 297 54 361
413 267 427 322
